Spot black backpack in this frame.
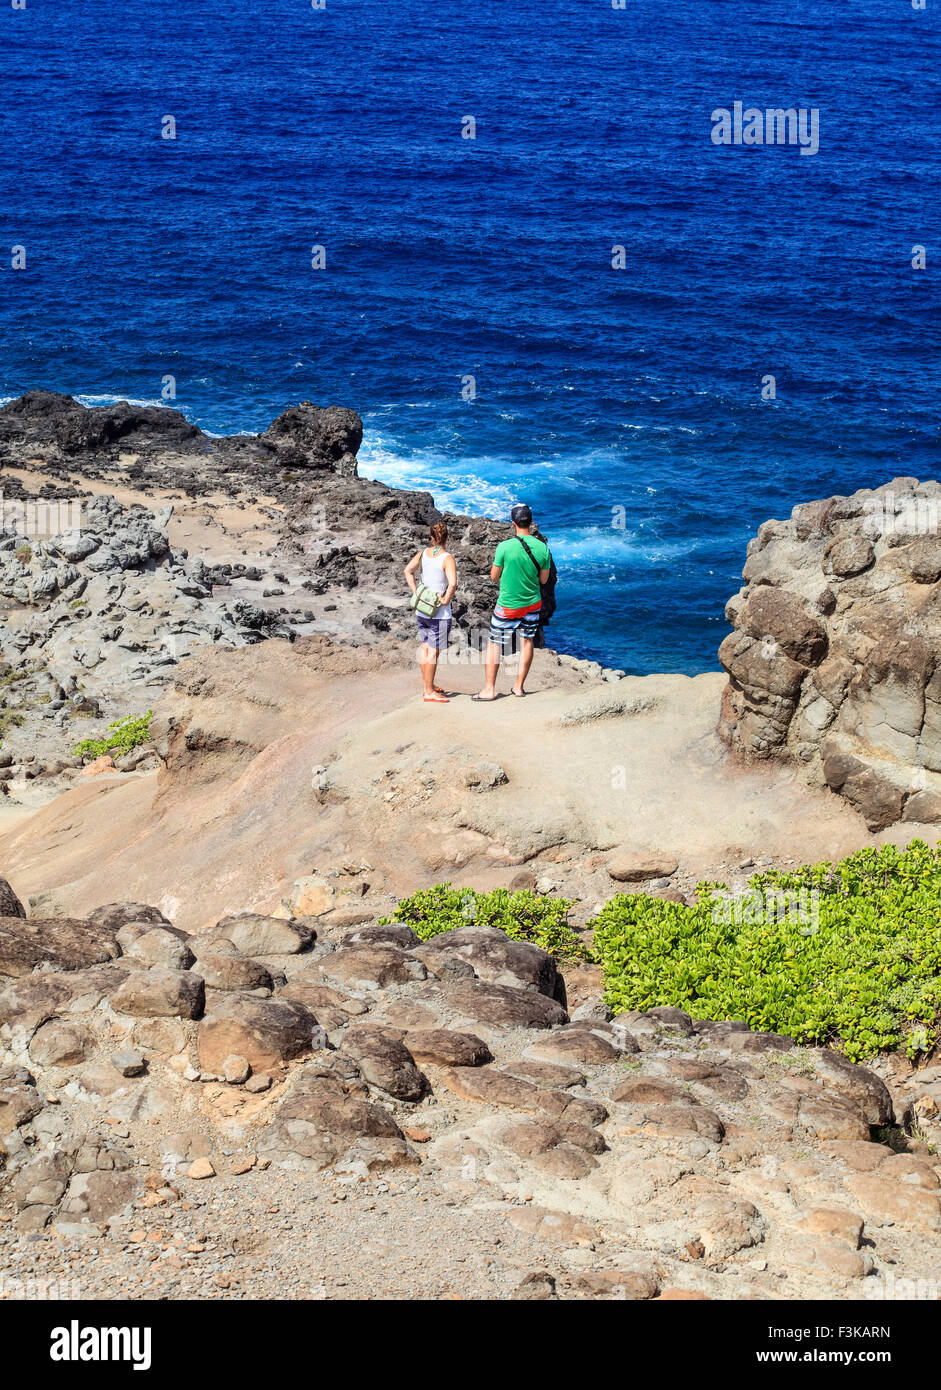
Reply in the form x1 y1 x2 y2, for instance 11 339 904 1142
517 534 558 626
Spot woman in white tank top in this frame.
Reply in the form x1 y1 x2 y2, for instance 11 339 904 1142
404 522 457 703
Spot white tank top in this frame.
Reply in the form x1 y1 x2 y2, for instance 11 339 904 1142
420 548 452 618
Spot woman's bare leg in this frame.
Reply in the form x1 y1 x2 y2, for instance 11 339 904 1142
420 643 436 694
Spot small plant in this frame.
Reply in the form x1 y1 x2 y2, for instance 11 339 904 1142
380 883 590 963
0 710 24 739
591 841 941 1063
72 711 152 759
15 544 31 564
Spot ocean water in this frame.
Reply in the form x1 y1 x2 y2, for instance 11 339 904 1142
1 0 938 673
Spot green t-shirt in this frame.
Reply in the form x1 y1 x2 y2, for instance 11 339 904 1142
494 534 551 613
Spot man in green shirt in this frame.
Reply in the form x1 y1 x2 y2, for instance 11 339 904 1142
474 503 551 701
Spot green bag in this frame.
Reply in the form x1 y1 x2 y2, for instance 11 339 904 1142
409 583 442 618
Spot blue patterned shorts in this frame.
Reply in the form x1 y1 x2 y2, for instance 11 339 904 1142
489 606 541 650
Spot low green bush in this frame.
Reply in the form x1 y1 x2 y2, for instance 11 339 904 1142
380 883 590 963
591 840 941 1062
72 710 153 759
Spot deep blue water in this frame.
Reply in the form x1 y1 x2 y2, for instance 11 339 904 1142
1 0 938 673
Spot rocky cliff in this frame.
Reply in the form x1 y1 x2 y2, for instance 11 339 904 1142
0 392 519 769
718 479 941 830
0 390 509 647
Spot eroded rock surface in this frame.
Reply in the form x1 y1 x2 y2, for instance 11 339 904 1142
1 898 937 1300
719 479 941 828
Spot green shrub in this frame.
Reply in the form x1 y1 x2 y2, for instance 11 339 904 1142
591 841 941 1062
15 544 31 565
380 883 590 963
72 710 153 759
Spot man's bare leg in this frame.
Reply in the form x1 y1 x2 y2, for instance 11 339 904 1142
476 641 502 699
512 637 534 696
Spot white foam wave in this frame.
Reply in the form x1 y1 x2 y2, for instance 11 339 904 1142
359 438 517 517
550 525 694 565
74 393 165 409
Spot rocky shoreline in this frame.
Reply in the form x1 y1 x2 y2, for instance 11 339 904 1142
0 392 625 782
1 390 940 1303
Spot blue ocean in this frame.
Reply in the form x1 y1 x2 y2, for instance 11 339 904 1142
1 0 938 673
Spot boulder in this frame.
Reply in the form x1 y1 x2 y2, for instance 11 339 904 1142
0 877 26 918
197 953 273 993
845 1174 941 1232
501 1119 606 1159
318 945 427 990
438 980 567 1030
525 1029 628 1064
284 876 336 918
811 1050 895 1126
343 922 420 949
667 1058 750 1101
87 902 171 931
607 851 679 883
402 1029 493 1067
14 1150 72 1210
572 1270 659 1300
0 1077 44 1133
197 995 318 1072
258 1070 413 1171
412 926 563 1001
438 1067 607 1127
506 1206 601 1247
688 1194 765 1260
110 1049 146 1077
797 1094 870 1142
0 917 121 977
263 401 363 475
124 927 195 971
339 1028 427 1101
277 979 367 1015
612 1076 692 1106
28 1021 97 1068
213 913 314 956
796 1206 864 1248
221 1055 251 1084
116 920 191 952
505 1059 587 1089
635 1103 726 1144
57 1170 141 1224
110 968 205 1019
